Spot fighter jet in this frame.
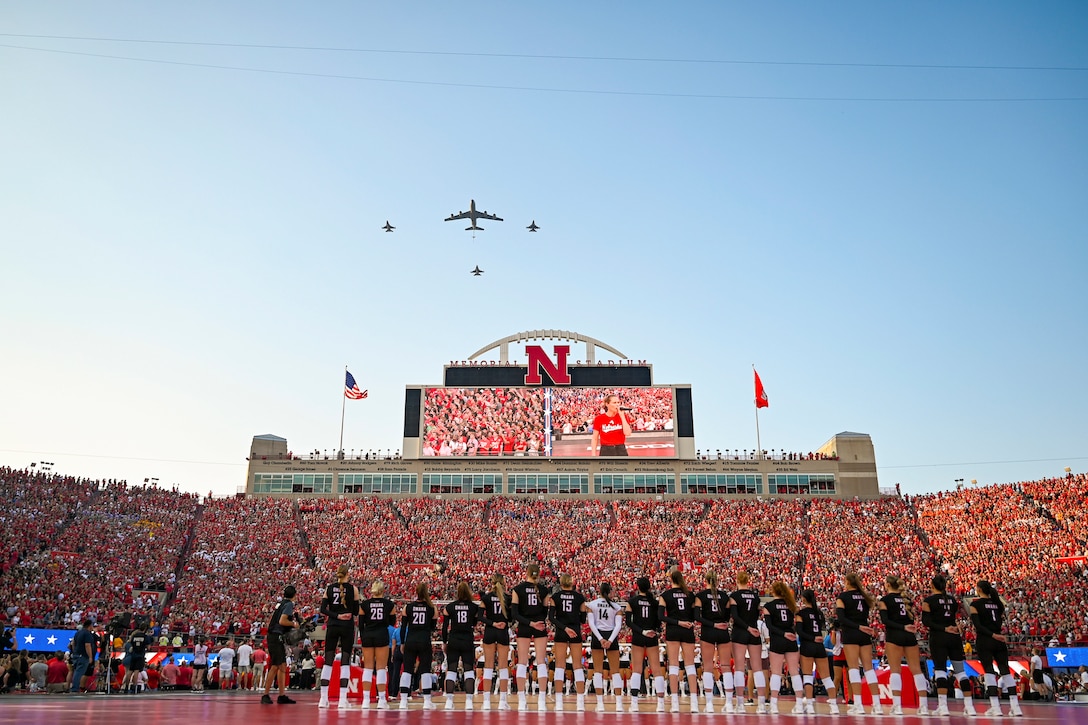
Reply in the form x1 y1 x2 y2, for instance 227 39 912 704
470 266 484 276
526 220 540 232
382 221 395 232
445 199 503 231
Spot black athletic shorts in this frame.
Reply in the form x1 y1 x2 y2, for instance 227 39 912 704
128 656 146 672
483 625 510 646
884 629 918 648
268 634 287 666
769 635 799 654
800 641 826 659
665 625 696 644
554 627 582 645
360 629 390 648
446 638 475 673
840 627 873 647
517 621 548 640
631 632 660 649
402 641 434 680
591 631 619 651
700 626 731 645
928 631 966 666
975 635 1011 677
731 627 760 647
325 623 357 657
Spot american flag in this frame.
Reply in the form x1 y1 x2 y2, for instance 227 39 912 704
345 371 367 400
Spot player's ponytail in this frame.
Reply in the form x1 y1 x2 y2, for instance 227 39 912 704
932 575 948 593
846 572 875 609
801 589 818 610
600 581 613 607
772 581 798 613
669 568 689 594
491 573 508 618
417 581 434 613
977 580 1004 616
456 580 472 602
705 570 719 594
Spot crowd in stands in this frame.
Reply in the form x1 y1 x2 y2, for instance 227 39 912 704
2 465 1086 659
422 387 547 456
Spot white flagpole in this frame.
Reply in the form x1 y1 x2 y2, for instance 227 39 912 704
753 364 763 459
339 365 347 455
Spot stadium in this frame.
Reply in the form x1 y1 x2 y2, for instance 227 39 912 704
1 330 1086 724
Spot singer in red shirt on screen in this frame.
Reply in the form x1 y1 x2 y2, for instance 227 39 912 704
590 393 633 456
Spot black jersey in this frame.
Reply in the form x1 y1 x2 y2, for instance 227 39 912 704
695 588 730 626
729 588 762 629
880 593 914 631
442 600 480 642
836 590 872 629
660 587 696 624
550 589 587 631
512 581 550 623
402 600 437 645
480 590 512 627
763 598 796 637
971 596 1005 638
923 593 961 631
796 606 825 644
359 596 397 633
627 593 661 633
129 631 149 658
322 581 357 626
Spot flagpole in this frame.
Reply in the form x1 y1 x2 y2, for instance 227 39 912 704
339 365 347 455
753 364 763 460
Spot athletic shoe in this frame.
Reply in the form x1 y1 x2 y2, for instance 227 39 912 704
917 706 931 716
481 698 491 711
671 700 681 713
498 701 511 711
538 698 548 712
597 703 607 713
423 700 437 711
277 695 296 704
828 702 840 715
630 700 641 713
847 703 864 716
465 698 474 711
261 694 273 705
317 696 328 708
805 700 817 715
934 705 951 716
890 705 903 715
756 703 768 714
963 706 976 717
983 707 1003 718
871 704 884 715
377 699 390 710
792 701 806 714
1008 705 1022 717
768 701 779 714
722 702 736 714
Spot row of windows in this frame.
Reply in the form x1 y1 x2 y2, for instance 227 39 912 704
251 472 836 496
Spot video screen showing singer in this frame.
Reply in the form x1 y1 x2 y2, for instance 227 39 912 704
590 394 632 456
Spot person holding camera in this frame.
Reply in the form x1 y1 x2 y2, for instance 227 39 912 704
261 585 298 705
69 620 96 693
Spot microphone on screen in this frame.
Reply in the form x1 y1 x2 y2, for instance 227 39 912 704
620 407 633 411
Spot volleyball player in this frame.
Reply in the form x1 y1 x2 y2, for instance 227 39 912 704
659 568 699 713
399 582 439 710
358 580 397 709
479 573 512 711
797 588 839 714
550 574 589 711
878 575 930 715
729 571 766 712
970 580 1023 717
442 580 482 710
694 570 734 713
588 581 625 712
835 572 882 715
318 564 358 709
922 574 975 716
626 576 666 713
763 581 804 714
511 562 551 711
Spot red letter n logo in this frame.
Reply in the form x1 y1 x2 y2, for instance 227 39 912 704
524 345 572 385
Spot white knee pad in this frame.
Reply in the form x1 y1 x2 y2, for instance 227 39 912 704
376 669 387 684
400 672 412 689
849 669 862 684
498 668 510 682
446 671 458 682
864 669 878 685
655 676 667 694
954 670 969 683
720 674 734 692
685 665 697 677
483 668 495 681
890 673 902 691
574 669 586 683
770 674 781 692
703 672 716 691
537 663 548 680
733 671 746 690
669 665 680 677
791 675 804 693
999 674 1015 690
554 670 565 684
630 673 642 691
612 674 623 691
914 674 928 691
753 671 766 689
516 664 527 680
803 674 814 686
362 668 374 683
933 669 947 682
594 672 604 689
984 674 997 688
822 677 835 693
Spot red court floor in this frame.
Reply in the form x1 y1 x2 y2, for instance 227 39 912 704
0 693 1082 725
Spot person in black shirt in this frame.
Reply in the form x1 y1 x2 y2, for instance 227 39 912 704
834 572 880 715
318 564 358 709
550 573 589 712
511 563 550 711
478 573 512 711
260 585 298 705
729 570 765 712
970 580 1022 717
694 570 734 713
878 574 929 715
626 576 665 713
796 589 838 715
921 574 975 716
399 582 439 710
659 567 699 713
763 581 803 714
442 580 482 711
121 627 150 694
358 580 397 709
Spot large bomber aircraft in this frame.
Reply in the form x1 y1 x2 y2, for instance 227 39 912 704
445 199 502 231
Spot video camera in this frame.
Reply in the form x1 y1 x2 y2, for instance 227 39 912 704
284 618 315 648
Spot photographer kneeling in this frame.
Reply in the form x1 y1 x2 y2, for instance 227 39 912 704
261 585 299 705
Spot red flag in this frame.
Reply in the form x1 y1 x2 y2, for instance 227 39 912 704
754 369 769 409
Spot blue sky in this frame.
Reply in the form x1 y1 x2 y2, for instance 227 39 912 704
2 2 1085 496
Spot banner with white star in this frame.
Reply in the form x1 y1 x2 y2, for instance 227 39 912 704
1047 647 1088 668
13 628 76 653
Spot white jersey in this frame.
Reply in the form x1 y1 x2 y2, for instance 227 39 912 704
218 647 235 670
236 644 253 667
587 597 624 641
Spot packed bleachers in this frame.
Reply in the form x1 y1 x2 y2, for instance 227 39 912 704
3 464 1087 653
